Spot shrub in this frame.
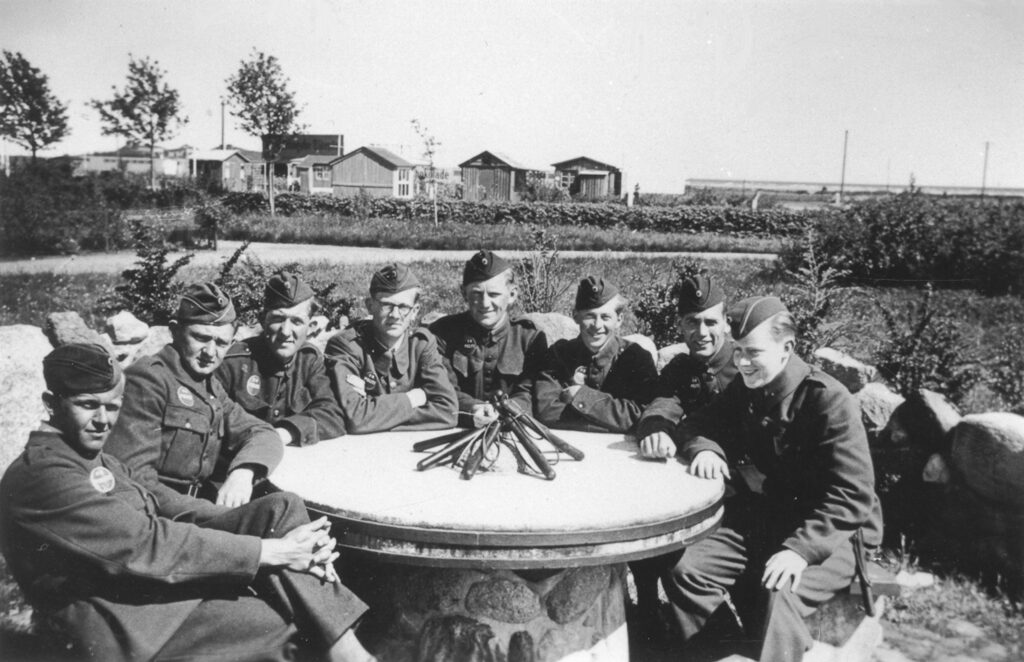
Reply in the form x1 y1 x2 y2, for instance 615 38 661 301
193 200 230 249
988 336 1024 412
513 228 581 314
631 261 703 348
103 221 194 324
780 230 854 359
873 284 979 404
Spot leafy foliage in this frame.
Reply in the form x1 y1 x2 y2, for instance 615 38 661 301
631 261 704 348
513 228 581 314
781 230 853 359
873 284 979 404
988 336 1024 413
213 243 353 329
104 221 194 324
0 50 69 158
90 55 187 188
224 51 304 216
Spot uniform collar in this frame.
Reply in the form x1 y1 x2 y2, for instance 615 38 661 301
758 354 810 410
362 324 410 377
575 334 622 366
468 312 509 345
705 338 735 374
248 335 291 374
158 344 209 392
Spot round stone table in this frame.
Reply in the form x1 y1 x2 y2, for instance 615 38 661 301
270 429 724 662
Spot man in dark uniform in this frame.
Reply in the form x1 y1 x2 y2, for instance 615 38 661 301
325 263 457 433
638 271 736 458
632 272 737 625
429 250 548 428
534 276 658 433
106 282 283 507
0 343 373 662
218 271 346 446
663 296 883 662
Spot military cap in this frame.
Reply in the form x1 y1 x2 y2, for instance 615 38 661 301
43 343 123 396
265 271 314 309
370 263 420 296
677 271 725 316
574 276 620 311
463 250 512 286
176 282 237 325
727 296 788 340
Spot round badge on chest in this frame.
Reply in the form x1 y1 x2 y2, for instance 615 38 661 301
89 466 115 494
176 386 194 407
246 374 261 396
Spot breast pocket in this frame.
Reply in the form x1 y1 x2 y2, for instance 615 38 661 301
292 387 312 412
161 405 212 478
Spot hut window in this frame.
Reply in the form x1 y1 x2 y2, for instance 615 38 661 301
399 168 410 181
398 183 410 196
314 165 331 182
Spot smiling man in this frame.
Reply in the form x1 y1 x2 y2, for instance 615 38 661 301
217 271 346 446
0 343 374 662
105 282 283 507
325 263 457 433
429 250 548 428
663 296 883 662
534 276 658 433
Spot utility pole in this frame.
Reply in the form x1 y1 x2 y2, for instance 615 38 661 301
980 141 989 199
220 100 226 150
838 129 849 204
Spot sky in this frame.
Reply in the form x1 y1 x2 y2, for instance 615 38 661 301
2 0 1022 192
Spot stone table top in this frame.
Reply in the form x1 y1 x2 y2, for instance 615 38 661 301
270 429 724 568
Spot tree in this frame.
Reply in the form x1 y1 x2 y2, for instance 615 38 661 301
90 55 187 189
411 118 441 226
0 50 70 160
225 51 304 217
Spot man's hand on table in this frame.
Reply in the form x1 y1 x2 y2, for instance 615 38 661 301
276 426 295 446
762 549 808 592
471 403 498 428
689 450 730 480
259 516 340 583
640 431 677 459
217 467 255 507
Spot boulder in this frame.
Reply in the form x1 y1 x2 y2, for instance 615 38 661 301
233 324 260 343
0 325 51 473
308 315 332 338
308 328 343 355
657 342 689 373
814 347 877 393
105 310 149 344
622 334 658 368
856 383 904 442
521 312 577 344
883 389 961 451
44 311 105 348
950 412 1024 508
420 310 445 327
122 325 173 364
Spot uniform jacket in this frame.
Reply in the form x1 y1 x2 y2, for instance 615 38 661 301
324 319 458 433
637 339 737 439
535 335 658 433
0 428 260 661
675 355 884 565
217 335 346 446
105 344 283 496
429 312 548 427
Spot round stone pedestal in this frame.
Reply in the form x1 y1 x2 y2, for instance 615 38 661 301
350 559 628 662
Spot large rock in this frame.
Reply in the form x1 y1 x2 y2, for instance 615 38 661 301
44 311 105 348
521 312 577 343
856 383 904 442
105 310 149 344
0 325 51 472
122 325 173 364
814 347 876 393
884 389 961 451
950 412 1024 508
657 342 688 373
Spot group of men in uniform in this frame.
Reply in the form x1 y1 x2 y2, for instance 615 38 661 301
0 248 881 662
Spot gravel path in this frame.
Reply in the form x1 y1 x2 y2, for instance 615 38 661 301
0 241 776 274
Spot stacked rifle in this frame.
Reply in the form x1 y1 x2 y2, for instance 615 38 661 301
413 392 584 481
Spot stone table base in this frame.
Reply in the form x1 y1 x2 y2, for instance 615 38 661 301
347 557 629 662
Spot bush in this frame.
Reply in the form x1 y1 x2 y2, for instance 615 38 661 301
780 230 854 359
783 189 1024 295
103 222 194 324
513 228 582 314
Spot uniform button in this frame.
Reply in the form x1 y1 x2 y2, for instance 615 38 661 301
273 409 280 416
576 403 585 409
185 422 191 429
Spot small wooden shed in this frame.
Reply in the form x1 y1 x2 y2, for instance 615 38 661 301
190 149 251 192
330 146 417 199
289 154 336 195
551 156 622 198
459 151 529 202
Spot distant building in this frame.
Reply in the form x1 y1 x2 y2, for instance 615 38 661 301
289 154 336 195
190 149 251 191
74 144 190 178
330 146 417 199
459 150 530 202
684 178 1024 203
552 156 622 198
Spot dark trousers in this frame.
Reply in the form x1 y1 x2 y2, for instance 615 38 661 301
154 492 368 661
663 505 856 662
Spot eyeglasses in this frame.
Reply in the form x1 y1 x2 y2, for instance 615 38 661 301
375 301 416 317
